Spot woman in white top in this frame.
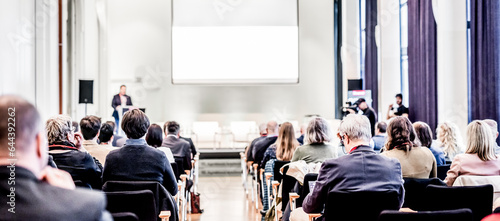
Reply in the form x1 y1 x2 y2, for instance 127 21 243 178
146 124 175 163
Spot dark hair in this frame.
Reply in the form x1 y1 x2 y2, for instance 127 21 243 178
146 124 163 147
98 123 114 143
120 85 126 88
385 116 417 151
105 121 116 130
72 121 79 133
413 122 433 148
0 95 41 155
164 121 180 135
376 122 387 133
396 93 403 99
80 115 101 140
122 109 150 139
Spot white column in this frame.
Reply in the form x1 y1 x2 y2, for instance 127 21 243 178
434 0 468 136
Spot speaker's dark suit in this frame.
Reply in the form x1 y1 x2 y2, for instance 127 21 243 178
111 94 132 119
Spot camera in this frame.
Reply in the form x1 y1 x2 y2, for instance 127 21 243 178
341 101 358 117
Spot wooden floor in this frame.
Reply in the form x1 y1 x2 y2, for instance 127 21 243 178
186 176 261 221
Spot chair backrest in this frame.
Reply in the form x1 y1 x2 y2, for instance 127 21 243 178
296 173 318 208
170 162 180 181
402 177 446 210
280 165 298 211
105 190 157 221
174 157 186 175
272 160 290 184
378 208 473 221
437 164 451 180
453 175 500 203
425 184 494 221
111 212 140 221
324 191 401 221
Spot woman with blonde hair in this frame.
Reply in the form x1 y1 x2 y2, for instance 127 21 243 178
436 122 465 162
444 120 500 186
260 122 300 168
381 117 437 178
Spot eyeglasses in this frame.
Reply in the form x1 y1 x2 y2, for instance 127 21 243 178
337 132 347 141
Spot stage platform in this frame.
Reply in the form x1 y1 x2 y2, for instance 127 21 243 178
197 148 245 176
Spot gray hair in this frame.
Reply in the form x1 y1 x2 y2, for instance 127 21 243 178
338 114 372 142
258 123 267 134
46 115 73 144
305 117 333 144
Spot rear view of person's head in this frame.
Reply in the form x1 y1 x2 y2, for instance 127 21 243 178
275 122 299 161
146 124 164 147
483 119 499 140
338 114 371 146
267 121 279 135
121 109 150 139
105 121 116 132
164 121 180 135
413 121 433 148
385 116 416 151
46 115 74 144
0 95 47 174
80 115 101 140
305 117 333 144
436 122 464 158
98 123 114 144
466 120 497 161
258 123 268 136
375 122 387 135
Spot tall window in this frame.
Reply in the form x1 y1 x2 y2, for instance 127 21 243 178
359 0 366 81
399 0 409 107
466 0 471 121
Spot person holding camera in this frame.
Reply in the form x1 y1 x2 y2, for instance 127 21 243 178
346 98 377 136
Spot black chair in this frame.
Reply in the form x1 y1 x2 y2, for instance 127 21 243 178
425 184 493 221
105 190 157 221
322 191 401 221
378 208 473 221
296 173 318 208
402 177 446 210
174 157 187 175
111 212 140 221
272 160 290 186
57 165 102 189
437 164 451 180
280 165 299 211
103 181 179 221
74 180 92 189
170 162 180 181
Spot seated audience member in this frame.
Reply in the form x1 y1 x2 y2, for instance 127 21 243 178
245 123 267 163
260 122 299 168
348 98 377 136
371 122 387 152
81 115 115 165
105 121 127 147
414 122 446 166
180 135 197 157
98 123 115 147
90 123 118 166
291 117 338 163
252 121 280 169
444 120 500 186
162 121 192 173
483 119 500 154
146 123 175 163
102 109 178 196
302 114 404 216
387 93 409 120
297 124 306 145
381 117 437 179
436 122 465 162
46 115 103 189
0 96 112 220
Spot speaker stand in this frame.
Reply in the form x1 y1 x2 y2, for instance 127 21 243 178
85 103 88 116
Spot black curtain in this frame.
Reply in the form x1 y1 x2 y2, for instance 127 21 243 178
364 0 378 113
407 0 438 133
470 0 500 144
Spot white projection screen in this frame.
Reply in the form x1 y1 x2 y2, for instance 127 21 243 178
172 0 299 84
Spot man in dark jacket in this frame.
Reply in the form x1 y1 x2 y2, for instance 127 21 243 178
103 109 178 196
0 95 112 220
111 85 132 133
252 121 279 170
163 121 192 173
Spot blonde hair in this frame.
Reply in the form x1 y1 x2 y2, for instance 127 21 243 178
466 120 497 161
275 122 299 161
46 115 73 144
436 122 464 158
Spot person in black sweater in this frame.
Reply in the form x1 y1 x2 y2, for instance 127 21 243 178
102 109 178 196
252 121 279 170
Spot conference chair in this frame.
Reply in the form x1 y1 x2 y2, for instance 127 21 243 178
378 208 473 221
105 190 157 221
307 191 401 221
271 181 280 221
171 162 180 181
240 152 249 195
280 165 299 212
437 164 451 180
159 211 171 221
453 175 500 204
111 212 139 221
289 173 319 210
425 184 494 221
402 177 446 210
253 163 259 211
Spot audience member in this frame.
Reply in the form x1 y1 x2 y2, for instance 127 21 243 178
72 121 79 133
81 115 115 165
180 135 197 156
245 123 267 163
291 117 338 163
98 123 115 146
105 121 127 147
444 120 500 186
381 117 437 178
92 123 118 166
348 98 377 136
436 122 465 162
414 121 446 166
162 121 192 173
371 122 387 152
260 122 299 168
297 124 306 145
146 124 175 163
252 121 280 169
46 115 103 189
387 93 409 119
483 119 500 154
301 114 404 217
102 109 178 196
0 95 112 220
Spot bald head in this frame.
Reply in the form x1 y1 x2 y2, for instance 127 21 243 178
267 121 279 135
0 95 42 157
483 119 499 139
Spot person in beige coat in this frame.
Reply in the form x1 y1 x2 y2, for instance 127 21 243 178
381 117 437 179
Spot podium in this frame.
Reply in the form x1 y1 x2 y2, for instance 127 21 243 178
116 106 146 135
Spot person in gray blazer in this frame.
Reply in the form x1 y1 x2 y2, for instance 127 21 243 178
302 114 405 216
0 95 112 221
162 121 192 173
